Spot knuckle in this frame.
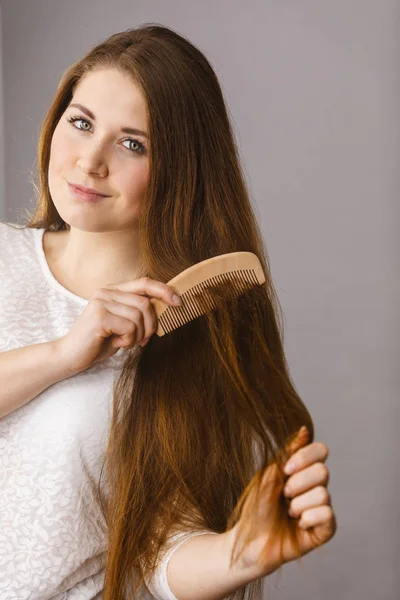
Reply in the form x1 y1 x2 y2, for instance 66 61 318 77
141 276 151 285
127 320 138 333
92 288 113 302
137 295 151 308
91 289 106 300
129 306 142 321
318 462 329 479
316 485 330 504
318 442 330 460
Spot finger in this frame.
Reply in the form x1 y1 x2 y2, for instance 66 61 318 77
298 505 334 530
92 306 143 344
284 462 329 498
284 442 329 476
99 301 145 345
92 289 157 341
288 485 331 519
104 277 182 306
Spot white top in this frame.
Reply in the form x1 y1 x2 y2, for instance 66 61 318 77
0 222 217 600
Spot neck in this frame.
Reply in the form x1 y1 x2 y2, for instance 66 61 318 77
51 225 144 293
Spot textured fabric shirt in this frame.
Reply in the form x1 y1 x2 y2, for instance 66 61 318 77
0 221 217 600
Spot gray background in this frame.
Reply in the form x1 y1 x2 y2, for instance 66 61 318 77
0 1 398 598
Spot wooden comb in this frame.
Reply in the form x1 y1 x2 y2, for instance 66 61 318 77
150 251 266 337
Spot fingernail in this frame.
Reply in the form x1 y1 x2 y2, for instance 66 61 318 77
172 294 182 305
284 461 296 475
284 485 291 497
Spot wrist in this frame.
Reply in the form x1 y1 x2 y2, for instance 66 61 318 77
221 524 264 582
222 523 281 581
49 339 78 380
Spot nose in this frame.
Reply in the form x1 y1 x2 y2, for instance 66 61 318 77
77 155 108 177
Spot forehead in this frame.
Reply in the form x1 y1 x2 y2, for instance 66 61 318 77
71 68 148 125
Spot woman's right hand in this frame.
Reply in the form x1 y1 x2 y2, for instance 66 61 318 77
54 277 182 376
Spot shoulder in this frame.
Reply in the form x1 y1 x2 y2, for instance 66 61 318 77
0 220 35 236
0 220 28 244
0 220 25 232
0 222 40 262
0 221 44 238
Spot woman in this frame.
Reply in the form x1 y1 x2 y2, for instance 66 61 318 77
0 23 336 600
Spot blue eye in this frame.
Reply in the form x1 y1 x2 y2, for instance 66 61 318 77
66 115 146 155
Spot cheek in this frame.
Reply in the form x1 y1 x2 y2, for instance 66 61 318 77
49 127 73 175
124 162 149 198
48 127 77 213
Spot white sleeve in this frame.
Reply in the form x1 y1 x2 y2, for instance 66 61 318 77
144 530 219 600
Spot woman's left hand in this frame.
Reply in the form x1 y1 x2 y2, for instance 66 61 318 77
278 426 337 562
230 426 337 577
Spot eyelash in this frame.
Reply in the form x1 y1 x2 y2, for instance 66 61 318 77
66 115 146 155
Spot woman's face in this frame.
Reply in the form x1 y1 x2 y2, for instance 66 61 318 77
48 67 150 232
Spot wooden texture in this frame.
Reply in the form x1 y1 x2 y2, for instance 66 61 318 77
150 252 266 336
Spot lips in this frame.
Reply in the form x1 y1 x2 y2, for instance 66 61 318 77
68 182 109 197
67 182 110 202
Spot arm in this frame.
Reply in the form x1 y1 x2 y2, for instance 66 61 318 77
167 527 266 600
0 341 71 418
146 526 269 600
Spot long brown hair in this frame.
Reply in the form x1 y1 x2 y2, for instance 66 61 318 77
20 23 317 600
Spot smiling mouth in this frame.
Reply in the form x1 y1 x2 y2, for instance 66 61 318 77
67 182 109 202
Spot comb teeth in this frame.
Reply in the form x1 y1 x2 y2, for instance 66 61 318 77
159 268 260 334
149 251 266 336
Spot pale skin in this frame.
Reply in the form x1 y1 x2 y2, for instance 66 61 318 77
47 66 151 299
46 66 336 599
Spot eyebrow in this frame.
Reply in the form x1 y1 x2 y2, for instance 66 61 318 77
69 103 149 138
